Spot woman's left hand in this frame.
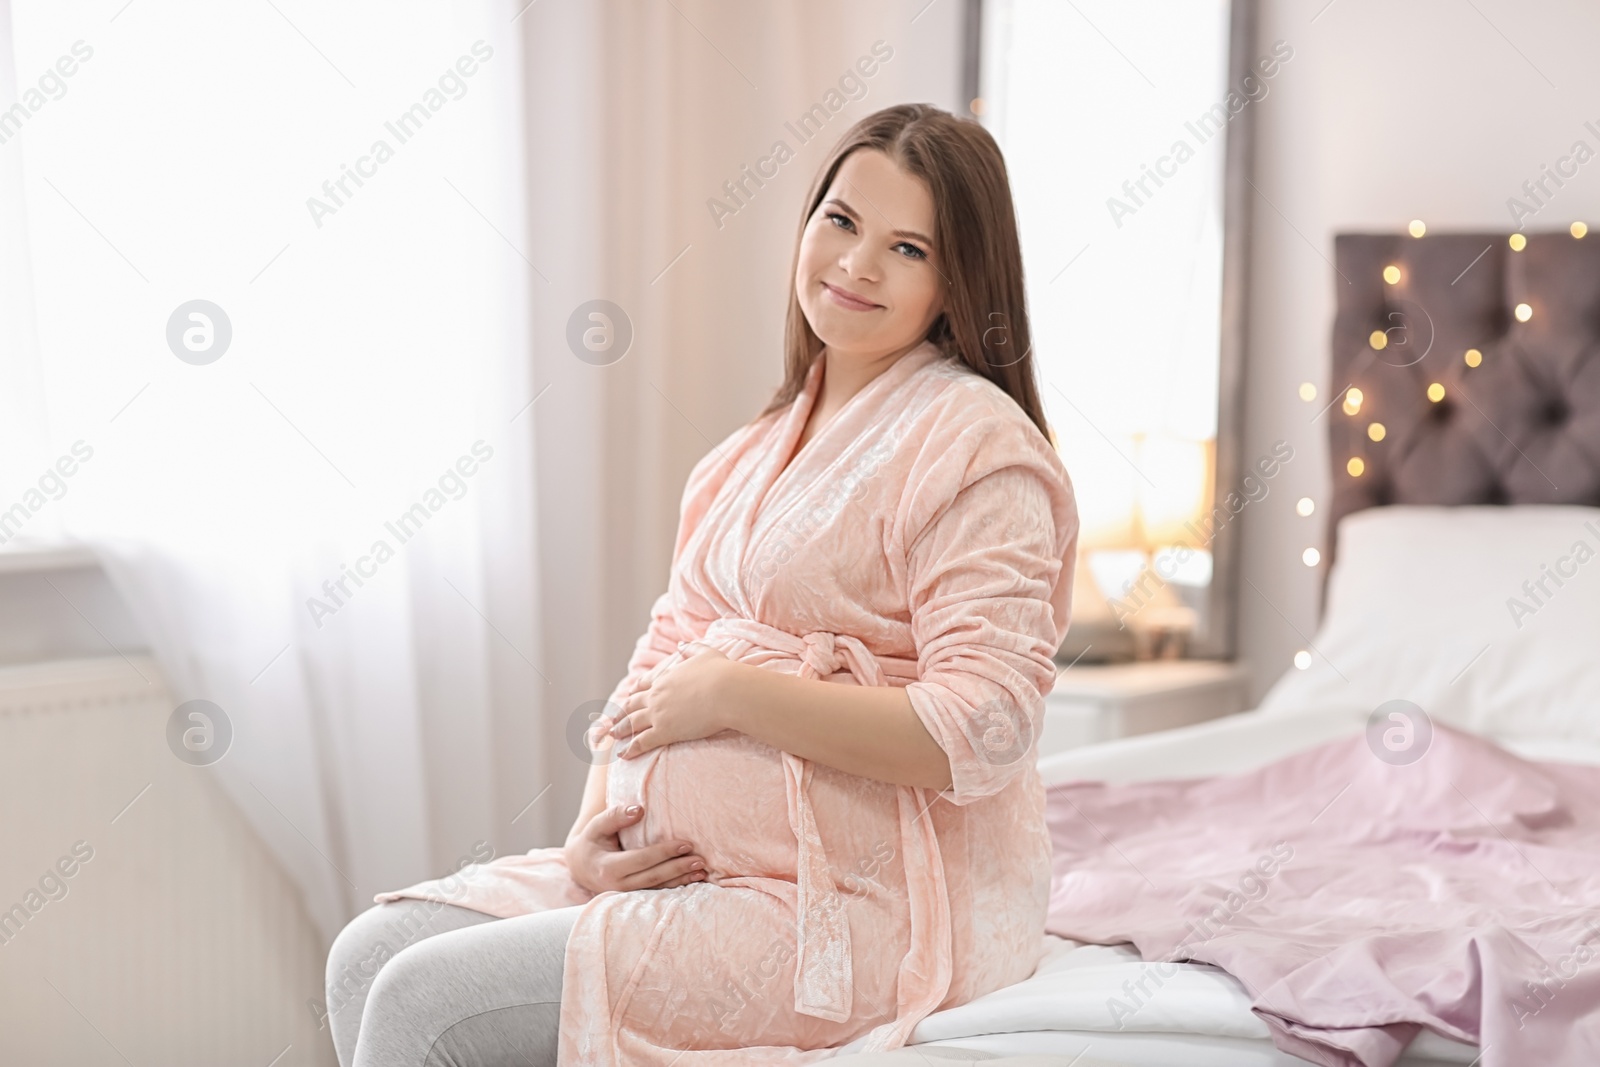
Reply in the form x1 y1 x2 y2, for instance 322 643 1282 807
604 644 740 758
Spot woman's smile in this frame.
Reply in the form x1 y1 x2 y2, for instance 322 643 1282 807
821 281 883 311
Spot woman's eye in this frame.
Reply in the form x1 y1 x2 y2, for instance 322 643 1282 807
823 212 926 261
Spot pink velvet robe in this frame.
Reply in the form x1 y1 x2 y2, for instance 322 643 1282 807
373 339 1080 1063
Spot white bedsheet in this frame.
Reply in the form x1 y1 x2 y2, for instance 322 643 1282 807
874 934 1479 1064
837 707 1600 1064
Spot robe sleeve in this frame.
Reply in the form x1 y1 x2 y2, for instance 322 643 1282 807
603 588 689 711
603 420 754 712
900 413 1076 806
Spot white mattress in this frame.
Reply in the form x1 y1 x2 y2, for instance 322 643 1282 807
838 707 1600 1065
871 936 1477 1065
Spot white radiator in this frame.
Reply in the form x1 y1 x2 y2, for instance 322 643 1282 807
0 655 337 1067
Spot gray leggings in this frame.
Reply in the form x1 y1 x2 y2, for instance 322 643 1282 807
324 898 583 1067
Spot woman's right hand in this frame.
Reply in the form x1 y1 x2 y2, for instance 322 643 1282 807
564 804 708 893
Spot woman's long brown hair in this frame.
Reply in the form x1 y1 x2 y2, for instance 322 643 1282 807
760 103 1054 446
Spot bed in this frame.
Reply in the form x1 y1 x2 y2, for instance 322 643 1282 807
835 230 1600 1065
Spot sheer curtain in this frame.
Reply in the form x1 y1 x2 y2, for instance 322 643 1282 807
2 0 963 951
2 0 539 947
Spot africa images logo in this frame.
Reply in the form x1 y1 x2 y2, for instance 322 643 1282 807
1365 699 1432 766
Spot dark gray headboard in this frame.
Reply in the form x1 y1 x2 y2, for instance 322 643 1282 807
1326 231 1600 569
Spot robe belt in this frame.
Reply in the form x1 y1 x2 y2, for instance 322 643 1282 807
677 616 948 1030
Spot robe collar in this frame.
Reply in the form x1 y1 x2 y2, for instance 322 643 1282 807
757 339 948 516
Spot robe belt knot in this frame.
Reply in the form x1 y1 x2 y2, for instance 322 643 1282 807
690 616 922 1022
799 631 840 680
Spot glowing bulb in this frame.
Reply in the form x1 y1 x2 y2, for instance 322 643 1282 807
1427 382 1445 402
1368 422 1386 442
1515 302 1533 322
1303 547 1322 567
1369 330 1388 350
1509 233 1527 251
1298 382 1318 402
1294 650 1313 670
1344 387 1364 415
1383 265 1401 284
1296 497 1315 517
1573 222 1588 239
1408 219 1426 238
1465 348 1482 368
1348 457 1365 477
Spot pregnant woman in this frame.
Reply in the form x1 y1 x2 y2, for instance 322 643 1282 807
325 102 1079 1066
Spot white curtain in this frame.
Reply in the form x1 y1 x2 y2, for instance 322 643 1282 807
3 0 539 948
3 0 963 951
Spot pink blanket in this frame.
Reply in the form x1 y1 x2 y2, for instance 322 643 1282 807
1044 722 1600 1067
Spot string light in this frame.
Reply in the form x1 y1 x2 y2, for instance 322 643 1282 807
1299 382 1318 402
1573 222 1589 239
1328 231 1542 528
1296 497 1315 517
1303 547 1321 567
1294 650 1313 669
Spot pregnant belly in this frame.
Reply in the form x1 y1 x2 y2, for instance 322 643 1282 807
607 729 902 886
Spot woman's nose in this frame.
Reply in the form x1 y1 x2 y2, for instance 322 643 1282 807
832 255 883 287
837 244 880 283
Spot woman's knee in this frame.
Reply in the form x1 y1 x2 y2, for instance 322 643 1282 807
357 938 440 1026
325 905 400 1021
326 901 488 1031
353 910 578 1067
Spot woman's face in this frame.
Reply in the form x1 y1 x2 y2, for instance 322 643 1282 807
795 148 946 363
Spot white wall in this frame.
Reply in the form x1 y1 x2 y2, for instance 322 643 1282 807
1237 0 1600 703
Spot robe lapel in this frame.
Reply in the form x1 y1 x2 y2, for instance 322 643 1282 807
737 342 945 606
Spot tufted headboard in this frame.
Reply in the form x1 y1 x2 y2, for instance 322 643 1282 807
1325 231 1600 573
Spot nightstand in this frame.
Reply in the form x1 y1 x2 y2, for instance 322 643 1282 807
1036 659 1247 759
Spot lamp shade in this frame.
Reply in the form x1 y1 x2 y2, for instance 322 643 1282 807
1133 434 1215 549
1073 433 1216 553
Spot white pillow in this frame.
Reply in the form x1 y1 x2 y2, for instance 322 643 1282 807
1255 505 1600 744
